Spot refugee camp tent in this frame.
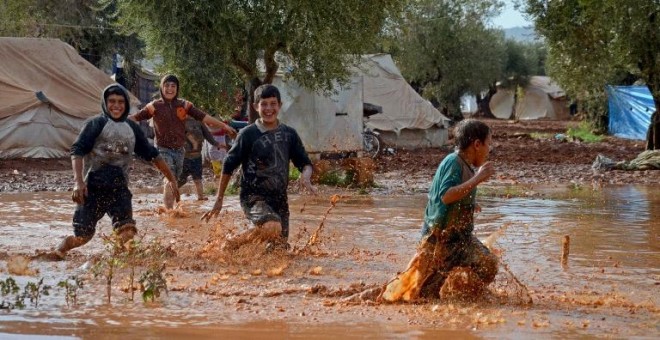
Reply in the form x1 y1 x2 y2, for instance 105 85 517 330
273 76 364 154
360 54 451 148
0 38 140 158
274 54 450 154
489 76 570 120
606 85 655 140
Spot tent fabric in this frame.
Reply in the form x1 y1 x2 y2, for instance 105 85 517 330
274 76 364 153
360 54 450 132
606 85 654 141
273 53 450 153
0 38 139 158
489 76 570 120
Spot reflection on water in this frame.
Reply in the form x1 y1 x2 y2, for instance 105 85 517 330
0 185 658 338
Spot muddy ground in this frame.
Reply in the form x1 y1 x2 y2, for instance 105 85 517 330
0 119 657 193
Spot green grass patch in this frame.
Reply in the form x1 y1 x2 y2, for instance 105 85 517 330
566 121 603 143
289 166 301 181
318 170 354 187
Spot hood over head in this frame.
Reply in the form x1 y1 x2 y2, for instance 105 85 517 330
101 84 131 122
160 74 180 101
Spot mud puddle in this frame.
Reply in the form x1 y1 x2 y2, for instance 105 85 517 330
0 185 658 338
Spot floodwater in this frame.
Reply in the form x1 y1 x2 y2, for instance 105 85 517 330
0 185 658 339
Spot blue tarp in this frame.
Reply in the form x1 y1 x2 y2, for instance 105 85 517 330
606 85 655 140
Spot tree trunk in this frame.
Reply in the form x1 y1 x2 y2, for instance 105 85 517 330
647 92 660 150
475 83 497 119
246 77 263 123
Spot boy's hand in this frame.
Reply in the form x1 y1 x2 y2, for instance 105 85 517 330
300 165 318 194
201 197 223 222
475 161 495 183
224 125 237 139
72 181 87 204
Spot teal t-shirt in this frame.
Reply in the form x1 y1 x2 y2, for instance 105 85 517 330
423 152 476 231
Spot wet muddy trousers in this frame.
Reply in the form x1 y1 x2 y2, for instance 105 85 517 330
380 232 498 302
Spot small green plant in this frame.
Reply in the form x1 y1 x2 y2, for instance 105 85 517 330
57 275 84 307
0 277 22 310
318 170 352 187
92 234 127 303
23 278 51 308
566 121 603 143
138 240 169 302
289 166 301 181
203 184 217 196
225 182 240 195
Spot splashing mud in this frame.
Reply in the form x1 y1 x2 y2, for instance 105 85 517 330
0 186 658 338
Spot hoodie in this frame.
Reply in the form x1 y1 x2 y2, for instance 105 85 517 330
70 84 159 187
131 74 208 149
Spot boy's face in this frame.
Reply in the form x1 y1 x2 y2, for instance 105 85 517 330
162 81 178 100
255 96 281 126
474 134 492 167
106 94 126 120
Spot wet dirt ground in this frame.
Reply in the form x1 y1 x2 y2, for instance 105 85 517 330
0 119 659 338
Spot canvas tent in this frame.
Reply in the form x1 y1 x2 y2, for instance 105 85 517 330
274 54 450 153
360 54 451 148
274 76 364 154
489 76 570 120
0 38 139 158
606 85 654 140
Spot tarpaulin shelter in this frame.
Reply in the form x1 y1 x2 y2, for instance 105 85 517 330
606 85 655 140
0 38 140 158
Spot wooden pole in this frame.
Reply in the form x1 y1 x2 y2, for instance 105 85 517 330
561 235 570 267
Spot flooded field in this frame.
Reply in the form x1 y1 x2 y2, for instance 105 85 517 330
0 185 658 339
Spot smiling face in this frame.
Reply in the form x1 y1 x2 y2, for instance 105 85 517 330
255 96 281 129
162 81 178 101
105 94 126 120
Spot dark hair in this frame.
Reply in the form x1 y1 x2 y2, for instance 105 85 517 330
253 84 281 104
454 119 491 150
161 74 179 87
104 85 127 101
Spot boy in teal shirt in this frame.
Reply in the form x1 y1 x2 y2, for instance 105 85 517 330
381 119 498 301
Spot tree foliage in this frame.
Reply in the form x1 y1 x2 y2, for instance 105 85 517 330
112 0 404 119
523 0 660 130
0 0 143 69
393 0 507 120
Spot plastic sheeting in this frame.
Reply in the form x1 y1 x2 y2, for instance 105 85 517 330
606 85 655 140
0 38 139 158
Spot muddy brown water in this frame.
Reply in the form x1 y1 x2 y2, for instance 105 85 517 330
0 185 658 339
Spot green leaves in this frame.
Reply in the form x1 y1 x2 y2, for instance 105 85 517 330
524 0 660 128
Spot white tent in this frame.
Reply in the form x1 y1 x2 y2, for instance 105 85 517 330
275 54 450 153
0 38 140 158
489 76 570 120
360 54 451 148
274 76 364 154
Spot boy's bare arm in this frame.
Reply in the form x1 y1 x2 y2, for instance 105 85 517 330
300 165 318 194
71 157 87 204
153 157 180 202
202 115 237 139
442 162 495 204
201 174 232 222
